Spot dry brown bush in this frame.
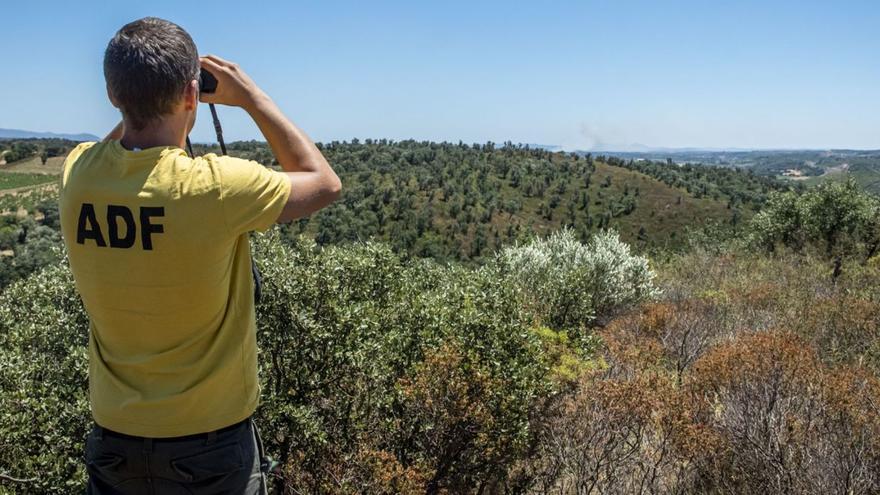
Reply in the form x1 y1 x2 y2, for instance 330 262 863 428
527 331 880 495
791 295 880 368
523 251 880 495
688 332 880 494
688 332 826 493
395 342 527 494
526 369 706 495
602 300 727 379
277 446 427 494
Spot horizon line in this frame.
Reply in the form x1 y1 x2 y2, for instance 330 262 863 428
2 128 879 153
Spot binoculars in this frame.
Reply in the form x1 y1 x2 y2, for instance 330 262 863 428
199 69 218 94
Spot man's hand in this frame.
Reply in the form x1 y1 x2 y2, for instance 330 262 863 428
198 55 266 111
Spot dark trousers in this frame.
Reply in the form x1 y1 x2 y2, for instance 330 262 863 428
85 416 269 494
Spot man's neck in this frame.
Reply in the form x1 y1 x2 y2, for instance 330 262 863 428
119 120 186 151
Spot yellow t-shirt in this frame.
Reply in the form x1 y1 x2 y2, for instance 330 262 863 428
58 139 290 437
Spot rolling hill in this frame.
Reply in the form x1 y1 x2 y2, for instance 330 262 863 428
198 140 787 259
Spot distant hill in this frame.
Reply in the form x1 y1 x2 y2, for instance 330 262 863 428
596 148 880 195
0 128 99 141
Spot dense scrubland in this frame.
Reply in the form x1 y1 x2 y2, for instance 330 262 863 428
1 139 880 494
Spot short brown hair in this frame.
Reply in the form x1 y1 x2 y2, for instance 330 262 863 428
104 17 199 131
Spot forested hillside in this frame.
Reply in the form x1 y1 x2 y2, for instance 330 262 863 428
197 140 789 260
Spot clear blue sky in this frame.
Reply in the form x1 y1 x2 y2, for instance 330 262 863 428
3 0 879 149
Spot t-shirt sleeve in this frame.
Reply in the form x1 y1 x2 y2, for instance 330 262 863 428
215 155 291 235
61 141 97 189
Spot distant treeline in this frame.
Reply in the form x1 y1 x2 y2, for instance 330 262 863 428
0 138 78 164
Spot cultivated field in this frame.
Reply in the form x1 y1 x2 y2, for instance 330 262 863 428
0 156 65 175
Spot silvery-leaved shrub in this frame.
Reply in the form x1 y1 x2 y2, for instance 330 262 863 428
497 229 659 330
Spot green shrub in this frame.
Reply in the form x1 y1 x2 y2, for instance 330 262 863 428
0 262 90 492
748 178 880 261
251 233 554 492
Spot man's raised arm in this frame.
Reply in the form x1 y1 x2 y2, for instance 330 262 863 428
199 55 341 223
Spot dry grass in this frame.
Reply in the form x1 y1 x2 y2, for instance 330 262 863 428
0 156 64 175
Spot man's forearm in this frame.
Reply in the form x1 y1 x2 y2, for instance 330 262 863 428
243 93 329 174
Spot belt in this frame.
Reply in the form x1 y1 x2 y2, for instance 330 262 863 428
95 415 251 444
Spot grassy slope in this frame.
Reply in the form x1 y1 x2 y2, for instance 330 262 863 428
495 161 741 245
0 156 65 175
590 162 741 246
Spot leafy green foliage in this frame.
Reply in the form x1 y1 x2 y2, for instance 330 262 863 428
0 263 90 492
0 200 64 289
252 231 573 491
749 178 880 260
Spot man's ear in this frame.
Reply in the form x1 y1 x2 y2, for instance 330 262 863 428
106 84 120 108
183 79 198 111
